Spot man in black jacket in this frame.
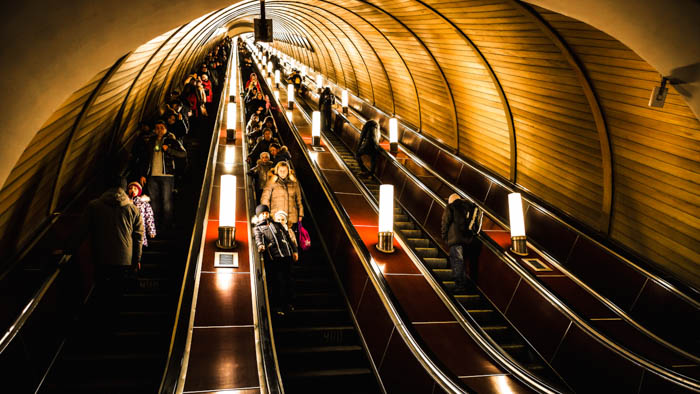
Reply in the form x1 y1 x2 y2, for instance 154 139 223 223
319 87 335 132
356 120 381 177
441 193 479 292
253 204 298 315
137 120 187 233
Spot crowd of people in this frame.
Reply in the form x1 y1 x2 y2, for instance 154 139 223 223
240 42 306 317
74 37 233 289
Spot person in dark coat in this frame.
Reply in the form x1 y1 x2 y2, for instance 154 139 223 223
441 193 479 291
356 120 381 177
247 128 279 164
136 120 187 232
319 87 335 132
74 176 144 295
253 204 298 315
269 143 291 165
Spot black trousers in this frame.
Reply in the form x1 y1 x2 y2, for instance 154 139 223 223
357 146 378 174
266 256 295 308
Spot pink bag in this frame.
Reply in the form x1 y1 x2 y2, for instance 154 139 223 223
298 219 311 251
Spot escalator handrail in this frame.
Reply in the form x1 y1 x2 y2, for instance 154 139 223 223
320 98 700 390
158 46 231 394
253 53 466 394
0 254 71 355
291 86 567 394
322 81 700 306
239 46 285 394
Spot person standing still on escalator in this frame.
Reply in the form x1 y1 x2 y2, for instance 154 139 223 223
441 194 479 292
319 87 335 132
253 204 298 316
356 120 381 178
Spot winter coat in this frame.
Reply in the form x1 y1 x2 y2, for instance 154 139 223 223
320 90 335 111
441 199 476 247
137 132 187 178
83 188 144 266
133 195 156 247
201 80 213 103
247 159 275 190
253 217 298 260
261 173 304 224
271 146 292 165
358 121 380 152
248 136 280 163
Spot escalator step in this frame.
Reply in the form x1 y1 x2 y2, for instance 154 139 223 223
424 257 448 269
395 221 415 230
285 368 372 379
407 238 430 248
395 214 409 222
432 268 453 281
280 345 362 354
399 229 422 238
415 248 438 258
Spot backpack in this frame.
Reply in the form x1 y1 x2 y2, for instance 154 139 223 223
464 203 483 235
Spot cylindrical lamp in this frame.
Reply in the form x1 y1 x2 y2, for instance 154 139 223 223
275 69 280 87
341 89 349 114
301 65 307 78
312 111 321 147
316 74 323 93
226 103 236 143
266 77 272 88
274 90 280 103
389 118 399 154
286 110 293 121
508 193 528 256
377 185 395 253
287 84 294 109
224 145 235 173
217 175 237 249
267 61 273 76
229 67 237 102
262 55 267 65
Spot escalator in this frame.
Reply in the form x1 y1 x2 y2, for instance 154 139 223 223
321 123 565 389
268 208 382 393
39 106 216 394
240 53 382 393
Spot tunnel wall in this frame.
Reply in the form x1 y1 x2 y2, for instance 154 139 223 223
0 0 697 286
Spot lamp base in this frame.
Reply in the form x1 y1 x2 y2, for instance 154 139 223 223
312 136 321 147
342 107 348 115
229 95 236 103
217 226 237 250
288 102 294 110
226 129 236 143
390 142 398 154
510 236 528 256
376 232 395 254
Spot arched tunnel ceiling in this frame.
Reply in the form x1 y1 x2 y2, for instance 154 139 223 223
0 1 698 284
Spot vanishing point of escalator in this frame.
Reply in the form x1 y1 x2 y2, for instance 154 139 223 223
322 129 569 390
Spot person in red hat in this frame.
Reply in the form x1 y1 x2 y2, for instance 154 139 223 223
127 181 156 247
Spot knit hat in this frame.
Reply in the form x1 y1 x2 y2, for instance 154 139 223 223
256 204 270 215
274 210 288 220
127 181 142 196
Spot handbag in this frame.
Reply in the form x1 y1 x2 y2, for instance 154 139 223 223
298 219 311 251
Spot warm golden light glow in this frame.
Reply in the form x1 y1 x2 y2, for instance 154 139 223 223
224 145 235 173
341 89 349 108
378 185 394 233
215 270 234 291
287 84 294 104
226 103 236 130
389 118 398 143
312 111 321 138
508 193 526 237
220 175 237 227
316 74 323 89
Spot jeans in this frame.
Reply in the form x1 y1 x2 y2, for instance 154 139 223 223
148 175 175 230
448 245 468 290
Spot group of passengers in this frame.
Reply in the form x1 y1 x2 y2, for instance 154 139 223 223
239 43 305 317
